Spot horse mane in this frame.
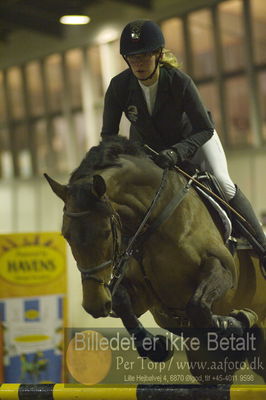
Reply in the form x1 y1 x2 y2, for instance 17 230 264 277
69 135 146 183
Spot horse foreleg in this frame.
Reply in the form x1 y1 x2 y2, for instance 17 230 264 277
187 255 251 331
186 256 234 329
185 256 248 384
112 283 173 362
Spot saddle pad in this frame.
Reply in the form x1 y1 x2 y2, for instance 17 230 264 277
196 186 232 242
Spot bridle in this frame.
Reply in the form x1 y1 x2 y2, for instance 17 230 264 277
64 198 122 287
64 170 194 293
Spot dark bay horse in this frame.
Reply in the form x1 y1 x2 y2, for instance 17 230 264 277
45 136 266 383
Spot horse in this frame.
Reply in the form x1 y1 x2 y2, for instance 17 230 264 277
45 136 266 383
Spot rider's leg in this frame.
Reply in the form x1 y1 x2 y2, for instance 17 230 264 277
191 130 236 199
191 130 266 267
229 186 266 255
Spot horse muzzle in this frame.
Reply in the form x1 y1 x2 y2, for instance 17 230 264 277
82 300 112 318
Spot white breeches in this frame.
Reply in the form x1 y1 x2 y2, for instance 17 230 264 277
190 130 236 201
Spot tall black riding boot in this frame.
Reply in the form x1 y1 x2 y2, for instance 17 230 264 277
229 186 266 275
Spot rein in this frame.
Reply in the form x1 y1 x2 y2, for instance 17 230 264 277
109 168 195 295
144 144 255 232
109 168 169 294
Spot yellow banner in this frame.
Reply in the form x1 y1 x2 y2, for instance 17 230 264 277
0 232 67 299
0 232 67 383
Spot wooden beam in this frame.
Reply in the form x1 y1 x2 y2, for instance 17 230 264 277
0 6 63 37
112 0 152 9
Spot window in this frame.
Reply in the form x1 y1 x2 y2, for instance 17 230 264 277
198 83 223 142
258 72 266 142
51 116 69 173
251 0 266 65
14 123 32 177
0 140 13 178
188 9 215 78
73 112 87 158
26 61 45 117
161 18 185 66
0 127 12 178
34 119 49 173
225 76 253 146
0 71 7 124
0 72 12 178
0 125 10 159
109 40 127 74
87 46 104 98
45 54 64 113
1 1 265 182
7 67 25 120
219 0 245 72
65 49 83 109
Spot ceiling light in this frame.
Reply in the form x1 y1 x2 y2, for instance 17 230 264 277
59 15 91 25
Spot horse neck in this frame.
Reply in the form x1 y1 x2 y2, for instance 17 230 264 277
100 155 184 231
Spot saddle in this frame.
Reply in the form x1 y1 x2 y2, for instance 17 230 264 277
179 161 251 254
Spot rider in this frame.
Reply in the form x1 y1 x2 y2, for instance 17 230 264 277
100 19 266 271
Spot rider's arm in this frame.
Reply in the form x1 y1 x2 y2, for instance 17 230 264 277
171 75 214 162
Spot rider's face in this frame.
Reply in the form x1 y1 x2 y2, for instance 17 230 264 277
125 52 160 85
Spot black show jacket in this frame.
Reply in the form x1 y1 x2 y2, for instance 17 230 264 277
101 65 214 161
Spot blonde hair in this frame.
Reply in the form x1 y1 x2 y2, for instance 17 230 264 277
159 48 181 69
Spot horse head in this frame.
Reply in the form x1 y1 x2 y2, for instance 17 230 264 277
44 173 121 318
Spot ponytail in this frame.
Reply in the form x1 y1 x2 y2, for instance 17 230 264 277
159 48 181 69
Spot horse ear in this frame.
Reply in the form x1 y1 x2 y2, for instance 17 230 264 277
92 175 106 198
44 173 68 202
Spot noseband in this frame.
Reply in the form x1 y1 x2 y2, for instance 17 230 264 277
64 199 121 287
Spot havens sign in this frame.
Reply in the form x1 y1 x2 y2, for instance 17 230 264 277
0 245 64 285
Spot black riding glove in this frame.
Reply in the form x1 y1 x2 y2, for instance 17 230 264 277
155 148 179 169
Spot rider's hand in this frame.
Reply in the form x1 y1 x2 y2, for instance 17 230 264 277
155 148 179 169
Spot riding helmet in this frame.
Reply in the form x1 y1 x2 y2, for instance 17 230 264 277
120 19 165 56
